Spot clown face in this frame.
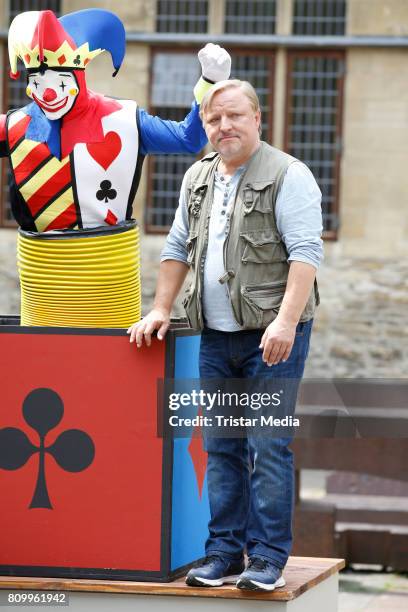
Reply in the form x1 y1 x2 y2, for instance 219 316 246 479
26 69 79 120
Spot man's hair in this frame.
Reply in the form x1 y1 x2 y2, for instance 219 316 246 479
199 79 262 135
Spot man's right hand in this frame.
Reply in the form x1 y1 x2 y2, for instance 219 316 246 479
127 309 170 347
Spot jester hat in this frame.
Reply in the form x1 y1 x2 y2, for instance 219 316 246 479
8 8 126 79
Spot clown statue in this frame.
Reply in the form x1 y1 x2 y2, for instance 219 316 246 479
0 9 231 328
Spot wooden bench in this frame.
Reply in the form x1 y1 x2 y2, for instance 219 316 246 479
0 557 344 611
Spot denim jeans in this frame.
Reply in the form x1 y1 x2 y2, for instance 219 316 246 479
199 319 313 569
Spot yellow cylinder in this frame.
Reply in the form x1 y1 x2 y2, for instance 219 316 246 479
17 221 141 328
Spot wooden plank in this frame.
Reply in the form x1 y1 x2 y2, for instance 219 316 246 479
0 557 345 602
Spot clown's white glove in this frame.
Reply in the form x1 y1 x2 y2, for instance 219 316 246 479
194 43 231 104
199 43 231 83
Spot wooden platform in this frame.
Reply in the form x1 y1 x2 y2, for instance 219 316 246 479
0 557 344 611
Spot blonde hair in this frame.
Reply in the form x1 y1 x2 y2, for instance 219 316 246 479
199 79 262 135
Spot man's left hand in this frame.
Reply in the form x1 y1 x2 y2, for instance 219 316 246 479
259 318 297 366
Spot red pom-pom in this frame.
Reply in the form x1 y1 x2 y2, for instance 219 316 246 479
9 70 20 80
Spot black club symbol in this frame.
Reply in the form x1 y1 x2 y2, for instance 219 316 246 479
73 55 81 66
0 388 95 509
96 180 117 203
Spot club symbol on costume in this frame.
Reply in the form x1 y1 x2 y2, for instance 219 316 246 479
0 388 95 509
73 54 81 66
96 180 117 203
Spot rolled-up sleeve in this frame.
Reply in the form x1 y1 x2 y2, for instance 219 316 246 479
160 174 190 263
275 161 324 270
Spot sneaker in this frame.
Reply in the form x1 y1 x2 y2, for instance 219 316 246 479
186 555 245 587
236 557 286 591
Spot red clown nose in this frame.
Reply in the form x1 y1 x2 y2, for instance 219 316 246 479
43 88 57 102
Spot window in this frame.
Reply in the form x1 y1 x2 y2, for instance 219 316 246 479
230 51 274 142
293 0 347 36
146 51 201 232
285 52 345 235
1 0 61 227
224 0 277 35
146 50 274 233
156 0 208 34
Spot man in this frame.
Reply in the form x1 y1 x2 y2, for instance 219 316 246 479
128 80 323 591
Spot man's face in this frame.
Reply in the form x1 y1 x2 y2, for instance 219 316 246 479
26 69 79 120
203 88 261 162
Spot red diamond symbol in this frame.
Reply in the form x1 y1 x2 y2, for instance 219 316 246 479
24 54 31 64
105 209 118 225
188 409 207 499
84 58 90 66
58 54 66 65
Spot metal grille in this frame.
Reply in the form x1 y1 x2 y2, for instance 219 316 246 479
146 51 201 231
230 52 273 141
293 0 347 36
1 0 61 227
224 0 276 35
146 107 198 231
156 0 208 33
285 53 344 234
146 50 274 232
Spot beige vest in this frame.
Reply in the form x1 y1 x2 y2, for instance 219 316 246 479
182 142 319 330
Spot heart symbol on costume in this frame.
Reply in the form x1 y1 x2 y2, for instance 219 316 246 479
86 132 122 171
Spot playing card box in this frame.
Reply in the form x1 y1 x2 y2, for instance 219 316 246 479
0 318 209 581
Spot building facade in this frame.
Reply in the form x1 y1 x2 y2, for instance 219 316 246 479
0 0 407 377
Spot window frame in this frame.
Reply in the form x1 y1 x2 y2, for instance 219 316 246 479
155 0 209 34
284 49 345 240
292 0 347 37
145 46 275 235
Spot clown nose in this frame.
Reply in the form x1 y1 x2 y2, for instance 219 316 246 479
43 88 57 102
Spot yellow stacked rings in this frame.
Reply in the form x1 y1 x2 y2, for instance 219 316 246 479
17 220 141 328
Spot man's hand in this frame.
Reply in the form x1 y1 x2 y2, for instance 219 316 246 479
259 318 297 366
127 308 170 347
198 43 231 83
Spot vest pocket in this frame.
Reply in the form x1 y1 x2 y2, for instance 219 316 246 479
240 229 287 264
243 180 275 215
241 281 286 328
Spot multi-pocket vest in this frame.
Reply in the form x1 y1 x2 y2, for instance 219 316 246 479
182 141 320 330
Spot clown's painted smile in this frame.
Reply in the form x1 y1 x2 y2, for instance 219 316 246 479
27 70 79 120
32 93 69 113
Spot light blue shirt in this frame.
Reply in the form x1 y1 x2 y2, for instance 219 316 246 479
161 160 324 331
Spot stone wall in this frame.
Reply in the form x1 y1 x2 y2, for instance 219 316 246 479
339 48 408 259
348 0 408 36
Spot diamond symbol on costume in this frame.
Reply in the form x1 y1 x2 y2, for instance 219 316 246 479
188 408 207 499
0 388 95 509
96 180 117 204
105 209 118 226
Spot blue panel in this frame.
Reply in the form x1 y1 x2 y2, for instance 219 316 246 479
171 334 210 570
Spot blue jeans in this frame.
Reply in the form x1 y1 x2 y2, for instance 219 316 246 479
199 320 313 569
